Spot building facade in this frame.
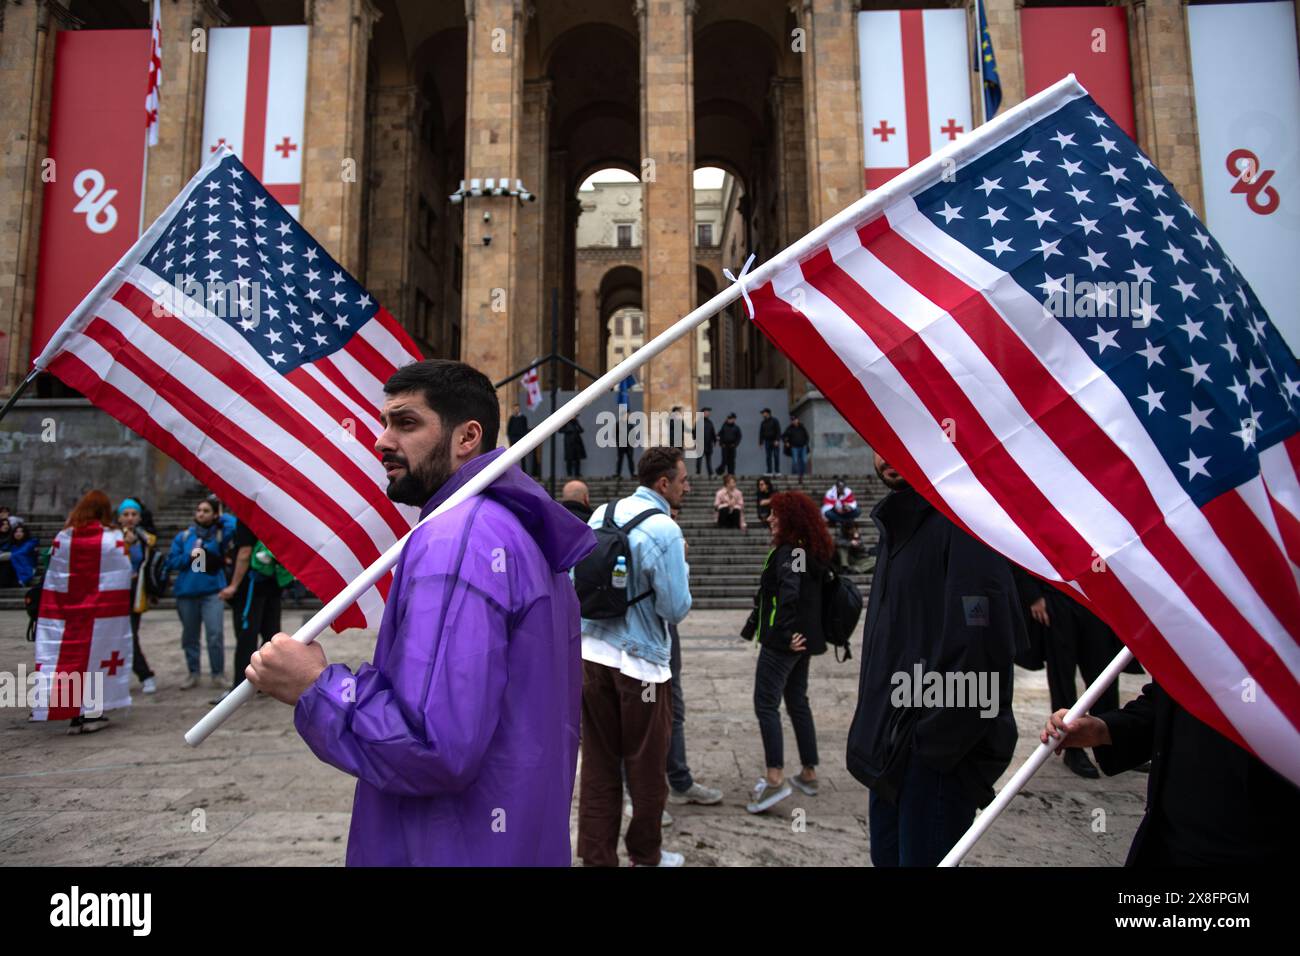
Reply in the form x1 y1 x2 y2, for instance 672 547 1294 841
0 0 1295 506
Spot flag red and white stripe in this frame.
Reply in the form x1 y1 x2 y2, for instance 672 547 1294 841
749 80 1300 787
33 147 423 631
522 365 542 409
857 8 974 189
145 0 162 146
31 525 133 721
201 26 308 218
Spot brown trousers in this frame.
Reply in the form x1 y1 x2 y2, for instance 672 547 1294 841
577 659 672 866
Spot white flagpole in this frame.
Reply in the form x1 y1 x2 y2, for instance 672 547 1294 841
185 74 1090 745
938 645 1134 866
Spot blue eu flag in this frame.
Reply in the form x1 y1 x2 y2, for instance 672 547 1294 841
977 0 1002 120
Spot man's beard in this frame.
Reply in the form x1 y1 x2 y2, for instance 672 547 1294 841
384 432 455 506
874 461 909 491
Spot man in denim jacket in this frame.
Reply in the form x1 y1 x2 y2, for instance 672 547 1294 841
577 446 692 866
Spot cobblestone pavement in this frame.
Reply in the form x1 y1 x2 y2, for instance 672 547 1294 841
0 609 1146 866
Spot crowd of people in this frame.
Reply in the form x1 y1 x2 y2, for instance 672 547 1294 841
19 357 1299 868
506 403 814 484
24 488 301 735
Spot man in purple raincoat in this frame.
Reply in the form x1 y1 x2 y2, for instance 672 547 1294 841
246 359 596 865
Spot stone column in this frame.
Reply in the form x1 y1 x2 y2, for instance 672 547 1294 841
364 84 420 329
980 0 1025 115
143 0 227 225
512 76 551 378
301 0 378 277
460 0 525 431
797 0 862 225
769 74 812 402
1128 0 1203 216
0 0 75 392
637 0 696 421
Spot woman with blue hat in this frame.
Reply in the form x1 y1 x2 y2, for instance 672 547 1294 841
118 497 158 694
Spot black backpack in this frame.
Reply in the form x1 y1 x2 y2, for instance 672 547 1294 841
572 502 660 619
821 566 864 662
144 549 170 599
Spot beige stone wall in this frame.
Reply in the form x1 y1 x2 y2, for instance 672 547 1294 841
638 0 697 420
1129 0 1203 217
460 0 525 434
301 0 377 277
0 0 62 390
511 76 551 380
799 0 863 226
363 85 418 335
981 0 1024 114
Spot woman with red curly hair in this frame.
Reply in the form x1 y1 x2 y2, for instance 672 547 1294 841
744 490 835 814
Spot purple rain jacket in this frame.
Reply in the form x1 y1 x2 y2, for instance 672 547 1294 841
294 447 597 866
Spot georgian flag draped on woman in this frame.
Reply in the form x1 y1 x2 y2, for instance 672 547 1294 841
31 524 134 720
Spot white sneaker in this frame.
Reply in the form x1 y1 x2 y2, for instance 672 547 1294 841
141 677 157 694
631 849 685 867
179 673 199 690
745 777 792 814
669 782 723 806
623 800 673 827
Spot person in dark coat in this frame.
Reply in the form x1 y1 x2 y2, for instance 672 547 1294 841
846 453 1023 867
693 407 717 476
614 405 636 480
1043 682 1300 865
745 491 834 814
758 408 782 475
755 476 775 529
559 479 593 523
1015 569 1122 779
782 416 810 484
667 406 685 449
506 403 539 477
717 413 742 476
560 418 586 477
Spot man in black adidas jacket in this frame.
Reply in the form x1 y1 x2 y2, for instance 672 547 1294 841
846 453 1024 866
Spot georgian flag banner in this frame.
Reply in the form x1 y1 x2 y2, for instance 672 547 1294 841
31 525 134 721
858 8 974 189
201 26 309 219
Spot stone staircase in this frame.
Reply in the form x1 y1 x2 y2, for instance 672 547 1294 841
571 472 885 609
1 472 888 614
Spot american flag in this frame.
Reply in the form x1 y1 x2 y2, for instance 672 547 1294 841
34 147 423 629
749 78 1300 787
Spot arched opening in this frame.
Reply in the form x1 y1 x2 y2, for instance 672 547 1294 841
694 10 807 392
365 2 468 358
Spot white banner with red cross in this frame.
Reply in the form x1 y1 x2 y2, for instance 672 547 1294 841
857 8 974 189
1188 1 1300 354
200 25 309 219
31 526 134 721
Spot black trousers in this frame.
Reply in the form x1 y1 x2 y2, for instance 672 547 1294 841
615 446 635 477
129 610 154 681
231 577 283 689
753 644 818 770
565 457 583 477
695 445 714 475
720 445 737 475
1044 591 1121 715
716 508 742 529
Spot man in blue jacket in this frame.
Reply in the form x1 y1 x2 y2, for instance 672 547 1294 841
577 446 692 867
